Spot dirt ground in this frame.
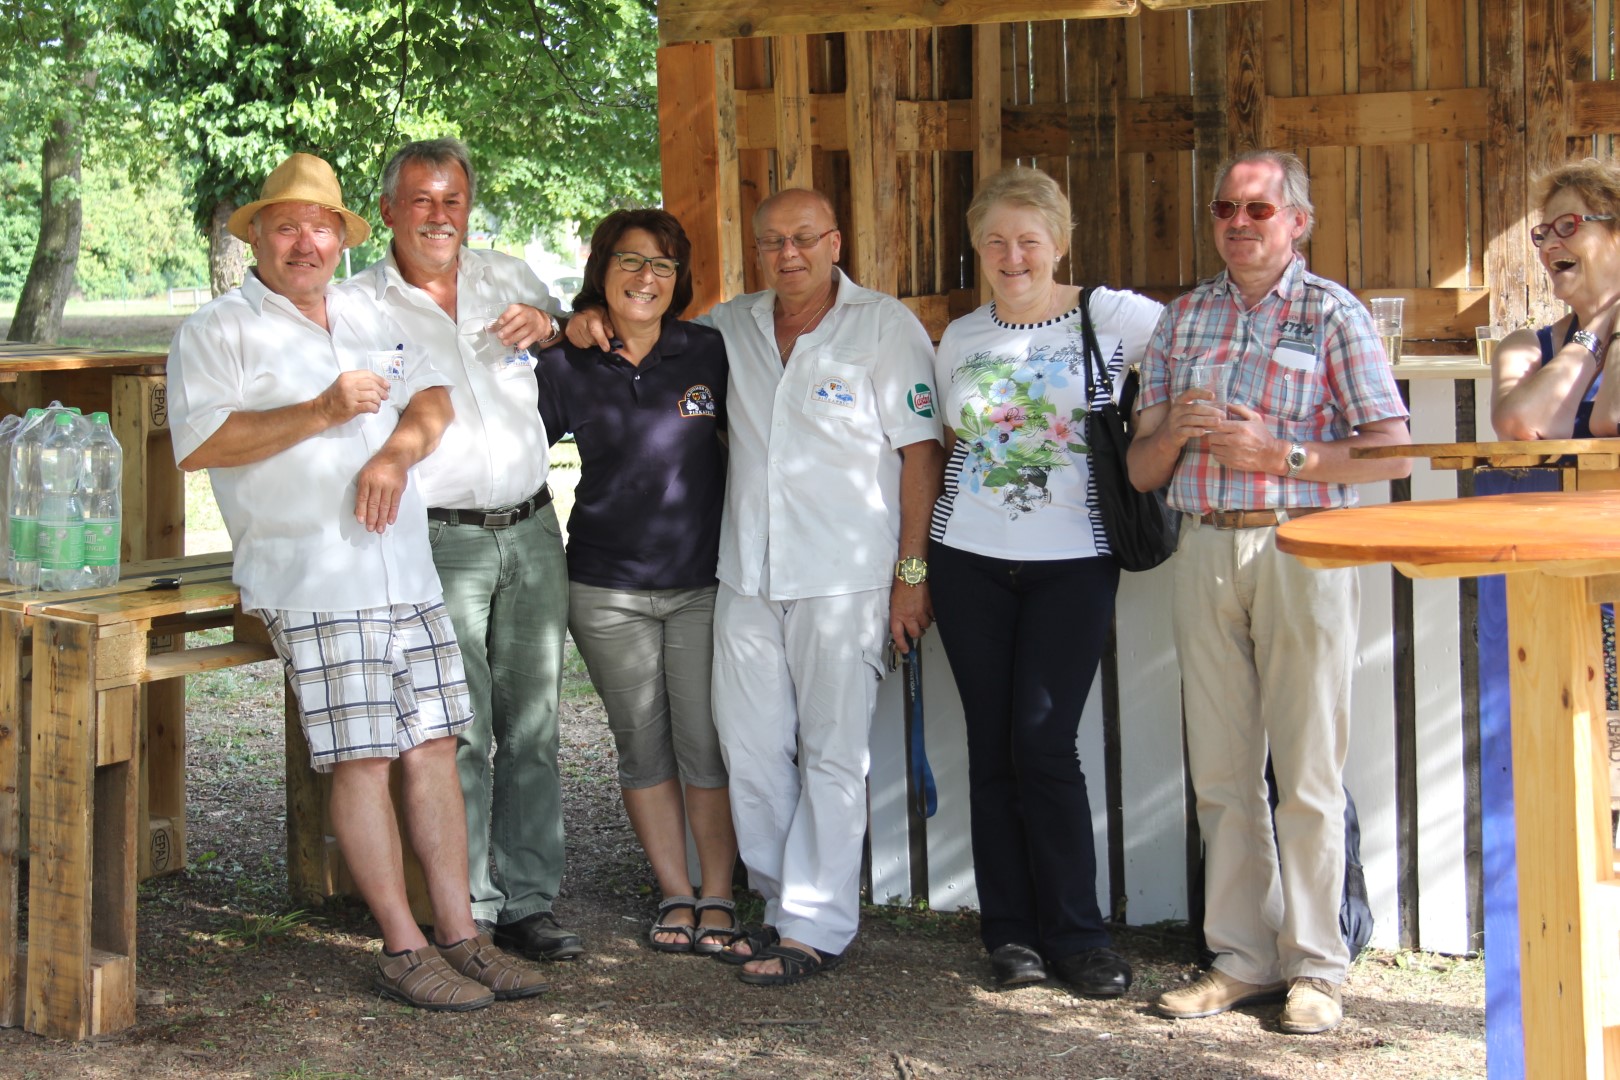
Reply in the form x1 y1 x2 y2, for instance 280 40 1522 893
0 309 1486 1078
0 650 1485 1080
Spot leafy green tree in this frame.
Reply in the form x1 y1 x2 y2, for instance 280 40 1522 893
0 6 149 342
76 160 208 300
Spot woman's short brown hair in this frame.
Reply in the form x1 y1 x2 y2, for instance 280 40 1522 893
573 208 694 323
1536 157 1620 223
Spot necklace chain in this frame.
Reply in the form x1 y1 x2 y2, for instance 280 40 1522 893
777 287 834 360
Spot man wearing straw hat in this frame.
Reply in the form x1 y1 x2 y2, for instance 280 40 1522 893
167 152 548 1010
1127 149 1410 1034
350 138 582 963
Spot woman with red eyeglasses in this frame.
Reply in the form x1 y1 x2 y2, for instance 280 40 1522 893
1491 157 1620 715
1492 157 1620 440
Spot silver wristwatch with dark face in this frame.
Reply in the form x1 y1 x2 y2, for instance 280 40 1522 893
1285 442 1307 478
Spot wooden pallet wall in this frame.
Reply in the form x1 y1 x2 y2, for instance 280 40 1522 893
662 0 1620 344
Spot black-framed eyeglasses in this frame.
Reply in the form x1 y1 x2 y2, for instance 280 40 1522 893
611 252 679 277
1209 200 1289 221
1530 213 1615 247
756 228 837 253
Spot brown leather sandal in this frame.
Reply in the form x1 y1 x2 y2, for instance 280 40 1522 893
374 945 494 1011
438 932 549 1000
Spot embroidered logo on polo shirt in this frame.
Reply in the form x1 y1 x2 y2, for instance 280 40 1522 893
811 377 857 408
679 384 718 418
908 383 935 418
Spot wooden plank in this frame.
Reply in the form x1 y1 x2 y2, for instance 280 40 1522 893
1484 1 1528 330
1524 0 1566 324
844 32 896 296
25 617 99 1040
735 37 772 296
0 610 22 1028
1302 0 1348 284
1140 7 1187 288
1359 0 1417 291
1504 571 1613 1080
90 750 136 1034
284 680 329 906
111 375 178 564
1067 17 1124 286
658 0 1140 44
1424 0 1470 290
139 641 276 685
1567 80 1620 136
973 23 1003 304
1226 3 1266 152
1189 5 1227 281
93 684 136 769
772 35 815 193
659 41 729 316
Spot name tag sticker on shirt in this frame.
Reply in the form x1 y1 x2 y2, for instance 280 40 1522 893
498 349 537 377
1272 337 1318 372
678 384 718 418
812 376 857 409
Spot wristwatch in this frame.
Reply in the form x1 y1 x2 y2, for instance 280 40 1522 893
895 556 928 586
1285 442 1308 479
1572 329 1603 360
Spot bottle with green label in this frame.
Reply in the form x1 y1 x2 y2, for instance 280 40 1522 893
38 412 85 591
83 411 122 586
7 407 45 587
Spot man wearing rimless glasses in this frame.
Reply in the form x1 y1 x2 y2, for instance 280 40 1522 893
1127 149 1411 1035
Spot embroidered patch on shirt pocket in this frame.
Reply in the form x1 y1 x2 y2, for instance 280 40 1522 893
804 356 867 421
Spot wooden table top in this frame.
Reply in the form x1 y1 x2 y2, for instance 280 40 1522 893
1276 490 1620 576
0 552 236 622
0 342 166 375
1353 438 1620 470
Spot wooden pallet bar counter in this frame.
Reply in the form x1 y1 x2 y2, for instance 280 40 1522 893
0 554 273 1039
0 344 189 883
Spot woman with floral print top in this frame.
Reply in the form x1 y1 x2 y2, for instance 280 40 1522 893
929 167 1162 996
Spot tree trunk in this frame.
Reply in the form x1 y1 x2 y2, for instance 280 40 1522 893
209 199 249 296
7 118 84 345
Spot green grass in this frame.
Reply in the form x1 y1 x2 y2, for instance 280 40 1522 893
0 297 190 319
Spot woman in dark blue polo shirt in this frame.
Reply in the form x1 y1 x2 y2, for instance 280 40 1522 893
533 209 736 955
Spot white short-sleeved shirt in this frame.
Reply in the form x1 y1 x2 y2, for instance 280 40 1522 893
929 289 1163 560
704 268 943 600
167 272 453 612
347 246 559 511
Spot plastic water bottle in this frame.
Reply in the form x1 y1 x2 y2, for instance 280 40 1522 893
38 412 86 592
0 414 19 563
82 411 123 586
7 408 46 588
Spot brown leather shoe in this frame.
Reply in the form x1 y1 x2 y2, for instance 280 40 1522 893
374 946 495 1011
1154 967 1286 1019
438 932 549 1000
1278 976 1343 1034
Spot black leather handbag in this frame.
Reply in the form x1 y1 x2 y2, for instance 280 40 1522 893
1079 286 1180 572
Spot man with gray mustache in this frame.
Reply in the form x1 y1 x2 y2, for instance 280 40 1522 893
350 138 582 962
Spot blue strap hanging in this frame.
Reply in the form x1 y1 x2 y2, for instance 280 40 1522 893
902 638 937 819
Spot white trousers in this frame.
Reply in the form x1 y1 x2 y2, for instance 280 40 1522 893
1172 516 1355 985
711 582 887 955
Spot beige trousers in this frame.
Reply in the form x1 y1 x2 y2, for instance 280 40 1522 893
1172 514 1355 985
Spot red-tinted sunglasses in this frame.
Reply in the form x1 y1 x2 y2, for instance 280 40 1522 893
1209 200 1289 221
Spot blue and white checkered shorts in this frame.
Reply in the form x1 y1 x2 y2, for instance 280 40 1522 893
255 599 474 773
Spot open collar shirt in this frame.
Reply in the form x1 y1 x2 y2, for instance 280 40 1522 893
1138 255 1407 513
347 245 557 511
167 272 453 612
704 268 942 600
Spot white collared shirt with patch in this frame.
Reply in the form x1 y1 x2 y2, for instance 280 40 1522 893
347 246 559 511
703 268 942 600
167 273 454 612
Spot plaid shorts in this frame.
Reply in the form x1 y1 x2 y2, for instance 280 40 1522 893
255 600 474 773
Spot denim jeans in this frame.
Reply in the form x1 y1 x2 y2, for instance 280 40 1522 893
429 503 569 924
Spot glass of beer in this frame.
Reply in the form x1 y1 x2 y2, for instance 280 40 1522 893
1369 297 1405 365
1476 325 1501 366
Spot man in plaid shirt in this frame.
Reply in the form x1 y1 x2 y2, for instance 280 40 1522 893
1126 149 1411 1034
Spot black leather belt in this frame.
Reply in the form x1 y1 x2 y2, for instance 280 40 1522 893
427 485 552 529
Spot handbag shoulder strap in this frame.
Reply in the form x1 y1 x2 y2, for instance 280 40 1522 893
1079 285 1108 402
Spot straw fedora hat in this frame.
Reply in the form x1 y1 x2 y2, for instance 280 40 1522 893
226 153 372 247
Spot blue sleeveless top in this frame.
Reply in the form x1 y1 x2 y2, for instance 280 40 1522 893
1536 321 1602 438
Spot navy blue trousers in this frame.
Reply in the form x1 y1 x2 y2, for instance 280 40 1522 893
930 540 1119 960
